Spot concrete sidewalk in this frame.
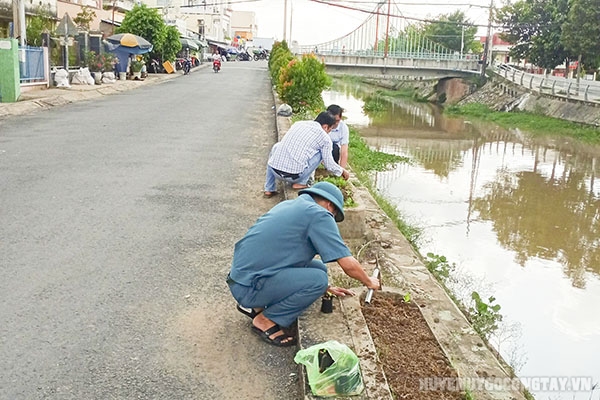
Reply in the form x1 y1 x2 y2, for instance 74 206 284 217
0 72 179 119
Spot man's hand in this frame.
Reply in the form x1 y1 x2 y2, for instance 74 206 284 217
327 286 355 297
366 277 380 290
341 169 350 180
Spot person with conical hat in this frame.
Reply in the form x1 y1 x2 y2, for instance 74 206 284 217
227 182 380 347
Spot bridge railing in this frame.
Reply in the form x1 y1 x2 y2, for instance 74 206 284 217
298 46 478 62
493 63 600 104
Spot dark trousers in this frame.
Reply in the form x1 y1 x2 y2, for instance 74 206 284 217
332 145 340 163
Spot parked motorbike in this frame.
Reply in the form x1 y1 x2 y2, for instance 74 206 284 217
182 58 192 75
175 57 192 75
149 59 164 73
213 59 221 73
237 51 252 61
253 49 269 61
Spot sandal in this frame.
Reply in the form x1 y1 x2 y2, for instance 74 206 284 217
291 183 309 190
251 324 297 347
263 191 279 198
236 304 261 319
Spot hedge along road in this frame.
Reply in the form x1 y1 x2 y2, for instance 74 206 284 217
0 62 301 399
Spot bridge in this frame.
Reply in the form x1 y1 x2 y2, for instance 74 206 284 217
297 0 481 78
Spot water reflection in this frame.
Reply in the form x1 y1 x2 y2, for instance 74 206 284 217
323 82 600 399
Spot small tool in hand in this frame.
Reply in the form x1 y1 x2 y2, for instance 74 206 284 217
365 257 382 305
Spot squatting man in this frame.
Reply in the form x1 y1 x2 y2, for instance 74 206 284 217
227 181 380 346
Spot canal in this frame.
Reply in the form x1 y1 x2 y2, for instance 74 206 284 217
323 81 600 400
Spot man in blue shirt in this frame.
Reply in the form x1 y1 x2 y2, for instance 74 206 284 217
227 182 380 347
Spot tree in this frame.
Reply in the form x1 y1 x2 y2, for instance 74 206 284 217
116 4 181 62
278 54 331 112
561 0 600 71
74 6 96 31
496 0 571 69
25 4 54 46
422 11 480 54
161 25 182 64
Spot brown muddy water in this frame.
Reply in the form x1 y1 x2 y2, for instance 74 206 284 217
323 83 600 400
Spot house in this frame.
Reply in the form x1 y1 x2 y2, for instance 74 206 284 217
480 32 513 65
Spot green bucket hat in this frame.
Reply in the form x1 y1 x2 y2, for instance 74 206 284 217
299 181 345 222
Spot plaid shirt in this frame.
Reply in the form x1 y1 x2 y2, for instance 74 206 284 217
268 121 343 176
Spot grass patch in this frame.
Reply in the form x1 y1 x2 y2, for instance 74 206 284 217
445 103 600 144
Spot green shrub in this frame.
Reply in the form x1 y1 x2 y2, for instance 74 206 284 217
268 41 293 82
278 54 331 112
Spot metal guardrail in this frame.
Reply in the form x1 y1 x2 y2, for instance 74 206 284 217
299 47 478 62
492 63 600 104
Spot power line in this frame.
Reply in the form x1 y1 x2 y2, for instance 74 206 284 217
308 0 500 29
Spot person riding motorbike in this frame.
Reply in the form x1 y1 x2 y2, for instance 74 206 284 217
212 52 222 72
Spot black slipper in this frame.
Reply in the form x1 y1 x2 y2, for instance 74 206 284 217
236 304 261 319
251 324 297 347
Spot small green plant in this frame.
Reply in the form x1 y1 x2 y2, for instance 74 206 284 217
83 50 100 72
362 95 387 113
425 253 455 283
469 291 503 339
316 175 356 208
463 388 475 400
130 59 144 72
403 292 411 303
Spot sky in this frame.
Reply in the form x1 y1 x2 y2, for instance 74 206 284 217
231 0 497 46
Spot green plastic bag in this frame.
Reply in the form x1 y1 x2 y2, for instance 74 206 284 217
294 340 364 397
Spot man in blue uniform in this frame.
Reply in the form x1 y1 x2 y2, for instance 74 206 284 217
227 182 380 347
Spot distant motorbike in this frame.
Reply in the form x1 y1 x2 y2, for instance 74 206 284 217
213 59 221 73
253 49 269 61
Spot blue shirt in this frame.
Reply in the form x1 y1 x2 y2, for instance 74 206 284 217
230 194 352 286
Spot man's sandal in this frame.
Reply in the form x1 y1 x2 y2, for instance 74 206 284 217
251 324 297 347
236 304 261 319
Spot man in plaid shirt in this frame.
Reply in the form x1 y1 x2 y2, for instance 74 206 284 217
264 111 350 197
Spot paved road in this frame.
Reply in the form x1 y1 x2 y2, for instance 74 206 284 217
0 61 301 399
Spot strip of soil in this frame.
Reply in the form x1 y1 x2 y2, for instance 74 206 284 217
362 292 464 400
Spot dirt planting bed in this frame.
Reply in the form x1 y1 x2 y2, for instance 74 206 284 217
361 291 464 400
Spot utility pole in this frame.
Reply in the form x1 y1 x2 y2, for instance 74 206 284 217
384 0 391 58
283 0 288 42
12 0 27 46
460 25 464 57
374 5 380 52
480 0 493 77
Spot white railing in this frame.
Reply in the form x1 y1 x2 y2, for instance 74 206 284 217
493 63 600 104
